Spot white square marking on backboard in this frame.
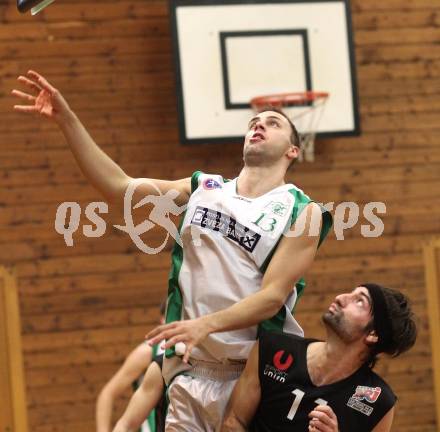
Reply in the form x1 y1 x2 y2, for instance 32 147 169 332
226 35 307 104
171 0 359 143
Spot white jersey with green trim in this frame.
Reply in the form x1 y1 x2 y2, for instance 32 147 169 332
167 171 323 363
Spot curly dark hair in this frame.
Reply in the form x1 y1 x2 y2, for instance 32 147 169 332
364 284 418 368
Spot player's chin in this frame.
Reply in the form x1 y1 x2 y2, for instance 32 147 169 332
244 149 265 164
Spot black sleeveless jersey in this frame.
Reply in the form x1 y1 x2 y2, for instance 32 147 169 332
252 331 396 432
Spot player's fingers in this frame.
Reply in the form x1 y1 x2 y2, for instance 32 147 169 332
182 343 194 364
17 75 42 94
309 418 331 432
310 415 337 432
149 327 184 347
13 105 39 114
147 332 169 346
145 332 164 346
145 323 171 339
163 335 185 349
27 70 57 94
11 89 36 102
314 405 336 418
308 411 332 427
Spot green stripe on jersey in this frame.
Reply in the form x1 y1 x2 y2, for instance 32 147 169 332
165 170 204 358
165 213 186 358
146 409 156 432
191 170 203 193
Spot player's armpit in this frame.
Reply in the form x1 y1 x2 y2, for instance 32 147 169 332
221 342 261 432
371 407 395 432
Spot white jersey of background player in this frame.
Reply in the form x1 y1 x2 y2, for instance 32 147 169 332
12 71 332 431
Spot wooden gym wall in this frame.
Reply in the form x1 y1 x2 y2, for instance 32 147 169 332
0 0 438 430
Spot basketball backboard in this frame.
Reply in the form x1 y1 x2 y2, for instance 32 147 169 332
170 0 360 145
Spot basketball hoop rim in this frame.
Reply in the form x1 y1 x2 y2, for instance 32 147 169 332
250 91 329 110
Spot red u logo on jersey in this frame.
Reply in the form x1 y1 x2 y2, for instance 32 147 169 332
273 350 293 371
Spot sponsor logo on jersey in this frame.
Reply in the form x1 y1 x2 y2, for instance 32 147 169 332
346 386 381 416
264 201 289 217
273 350 294 371
203 178 222 190
263 350 294 384
191 206 261 252
263 364 288 384
353 386 382 403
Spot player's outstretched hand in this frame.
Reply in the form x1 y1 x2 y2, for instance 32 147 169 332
12 70 71 124
308 405 339 432
146 317 212 363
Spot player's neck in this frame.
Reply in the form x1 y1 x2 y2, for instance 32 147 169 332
307 341 365 387
237 166 286 198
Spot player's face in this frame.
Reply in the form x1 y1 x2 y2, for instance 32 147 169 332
323 286 373 343
243 111 297 166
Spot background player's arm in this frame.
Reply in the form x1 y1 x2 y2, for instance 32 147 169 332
12 70 191 207
372 407 394 432
112 361 164 432
96 343 152 432
147 203 322 361
221 342 261 432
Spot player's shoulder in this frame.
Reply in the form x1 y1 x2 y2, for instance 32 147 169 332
285 182 312 202
368 368 396 399
354 365 397 408
133 341 153 357
123 342 153 372
191 171 232 193
259 329 312 351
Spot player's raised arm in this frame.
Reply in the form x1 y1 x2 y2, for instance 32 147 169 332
12 70 191 207
221 342 261 432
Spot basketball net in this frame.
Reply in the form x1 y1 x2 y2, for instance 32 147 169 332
250 92 329 163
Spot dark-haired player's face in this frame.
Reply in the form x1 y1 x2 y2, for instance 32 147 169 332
323 287 373 343
243 111 296 166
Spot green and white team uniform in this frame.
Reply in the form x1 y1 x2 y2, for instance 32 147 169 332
166 171 332 363
163 171 332 431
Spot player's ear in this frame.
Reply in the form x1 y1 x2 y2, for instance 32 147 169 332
286 144 299 161
365 330 378 345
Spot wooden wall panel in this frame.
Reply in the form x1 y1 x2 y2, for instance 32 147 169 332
0 0 438 430
0 268 29 432
423 238 440 427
